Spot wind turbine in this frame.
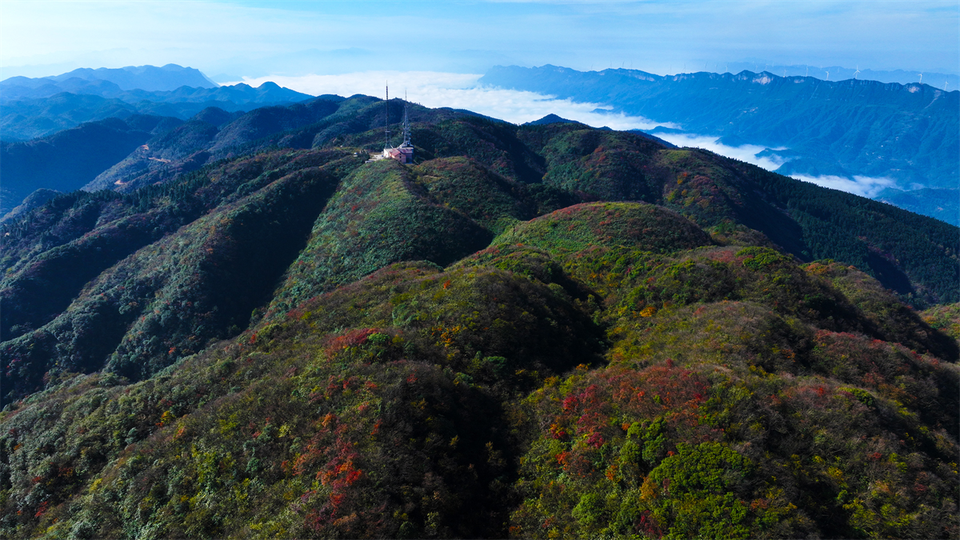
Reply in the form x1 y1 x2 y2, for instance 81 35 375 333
918 73 923 84
825 70 829 81
854 66 860 80
945 81 949 91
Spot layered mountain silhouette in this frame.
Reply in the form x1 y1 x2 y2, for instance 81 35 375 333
0 84 958 539
0 65 313 141
722 62 958 89
1 64 218 95
481 65 959 225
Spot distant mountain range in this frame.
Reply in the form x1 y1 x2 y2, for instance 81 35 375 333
1 64 217 93
0 64 314 141
875 187 960 226
480 65 959 225
2 64 957 226
722 62 958 89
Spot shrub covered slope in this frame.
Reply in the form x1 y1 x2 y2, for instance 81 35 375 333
1 98 958 538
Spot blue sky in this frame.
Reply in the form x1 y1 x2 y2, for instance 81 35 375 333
2 0 957 80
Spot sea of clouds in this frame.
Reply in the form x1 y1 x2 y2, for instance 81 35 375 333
229 71 898 198
226 71 666 129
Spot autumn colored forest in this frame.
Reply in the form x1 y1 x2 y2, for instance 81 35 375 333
1 96 958 538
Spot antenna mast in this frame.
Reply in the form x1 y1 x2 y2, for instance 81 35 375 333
384 83 390 150
402 90 411 147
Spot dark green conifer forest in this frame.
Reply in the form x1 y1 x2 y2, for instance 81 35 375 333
1 97 957 538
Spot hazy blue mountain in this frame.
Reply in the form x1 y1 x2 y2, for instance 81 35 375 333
0 80 313 105
480 65 956 188
1 64 316 141
0 83 316 141
0 93 139 141
874 188 959 226
4 64 217 93
480 65 959 224
723 62 958 89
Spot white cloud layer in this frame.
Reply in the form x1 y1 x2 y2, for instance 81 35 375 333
652 133 791 171
791 174 897 198
227 71 667 130
627 133 899 198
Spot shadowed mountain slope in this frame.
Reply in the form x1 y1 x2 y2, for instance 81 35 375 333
0 116 182 216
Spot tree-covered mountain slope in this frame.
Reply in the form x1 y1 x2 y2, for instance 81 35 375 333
0 104 957 538
0 83 316 143
0 116 183 216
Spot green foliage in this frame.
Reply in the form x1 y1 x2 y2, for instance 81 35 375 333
646 442 756 539
413 156 535 233
540 129 664 202
2 149 348 402
728 159 960 305
269 159 492 314
922 302 960 342
492 201 713 258
1 98 959 539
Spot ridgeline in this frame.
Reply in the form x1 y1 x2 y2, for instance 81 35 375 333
1 96 958 538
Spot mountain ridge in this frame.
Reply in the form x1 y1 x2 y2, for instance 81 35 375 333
0 64 316 143
0 95 957 539
2 99 956 396
0 64 217 94
480 64 959 225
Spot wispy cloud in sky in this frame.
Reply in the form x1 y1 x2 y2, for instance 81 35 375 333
2 1 957 79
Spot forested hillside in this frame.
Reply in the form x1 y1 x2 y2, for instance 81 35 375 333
0 116 184 216
1 98 957 538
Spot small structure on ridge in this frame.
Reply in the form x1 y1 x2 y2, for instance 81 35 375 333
379 85 414 164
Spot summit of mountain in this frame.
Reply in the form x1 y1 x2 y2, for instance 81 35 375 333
0 94 957 539
523 113 578 126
